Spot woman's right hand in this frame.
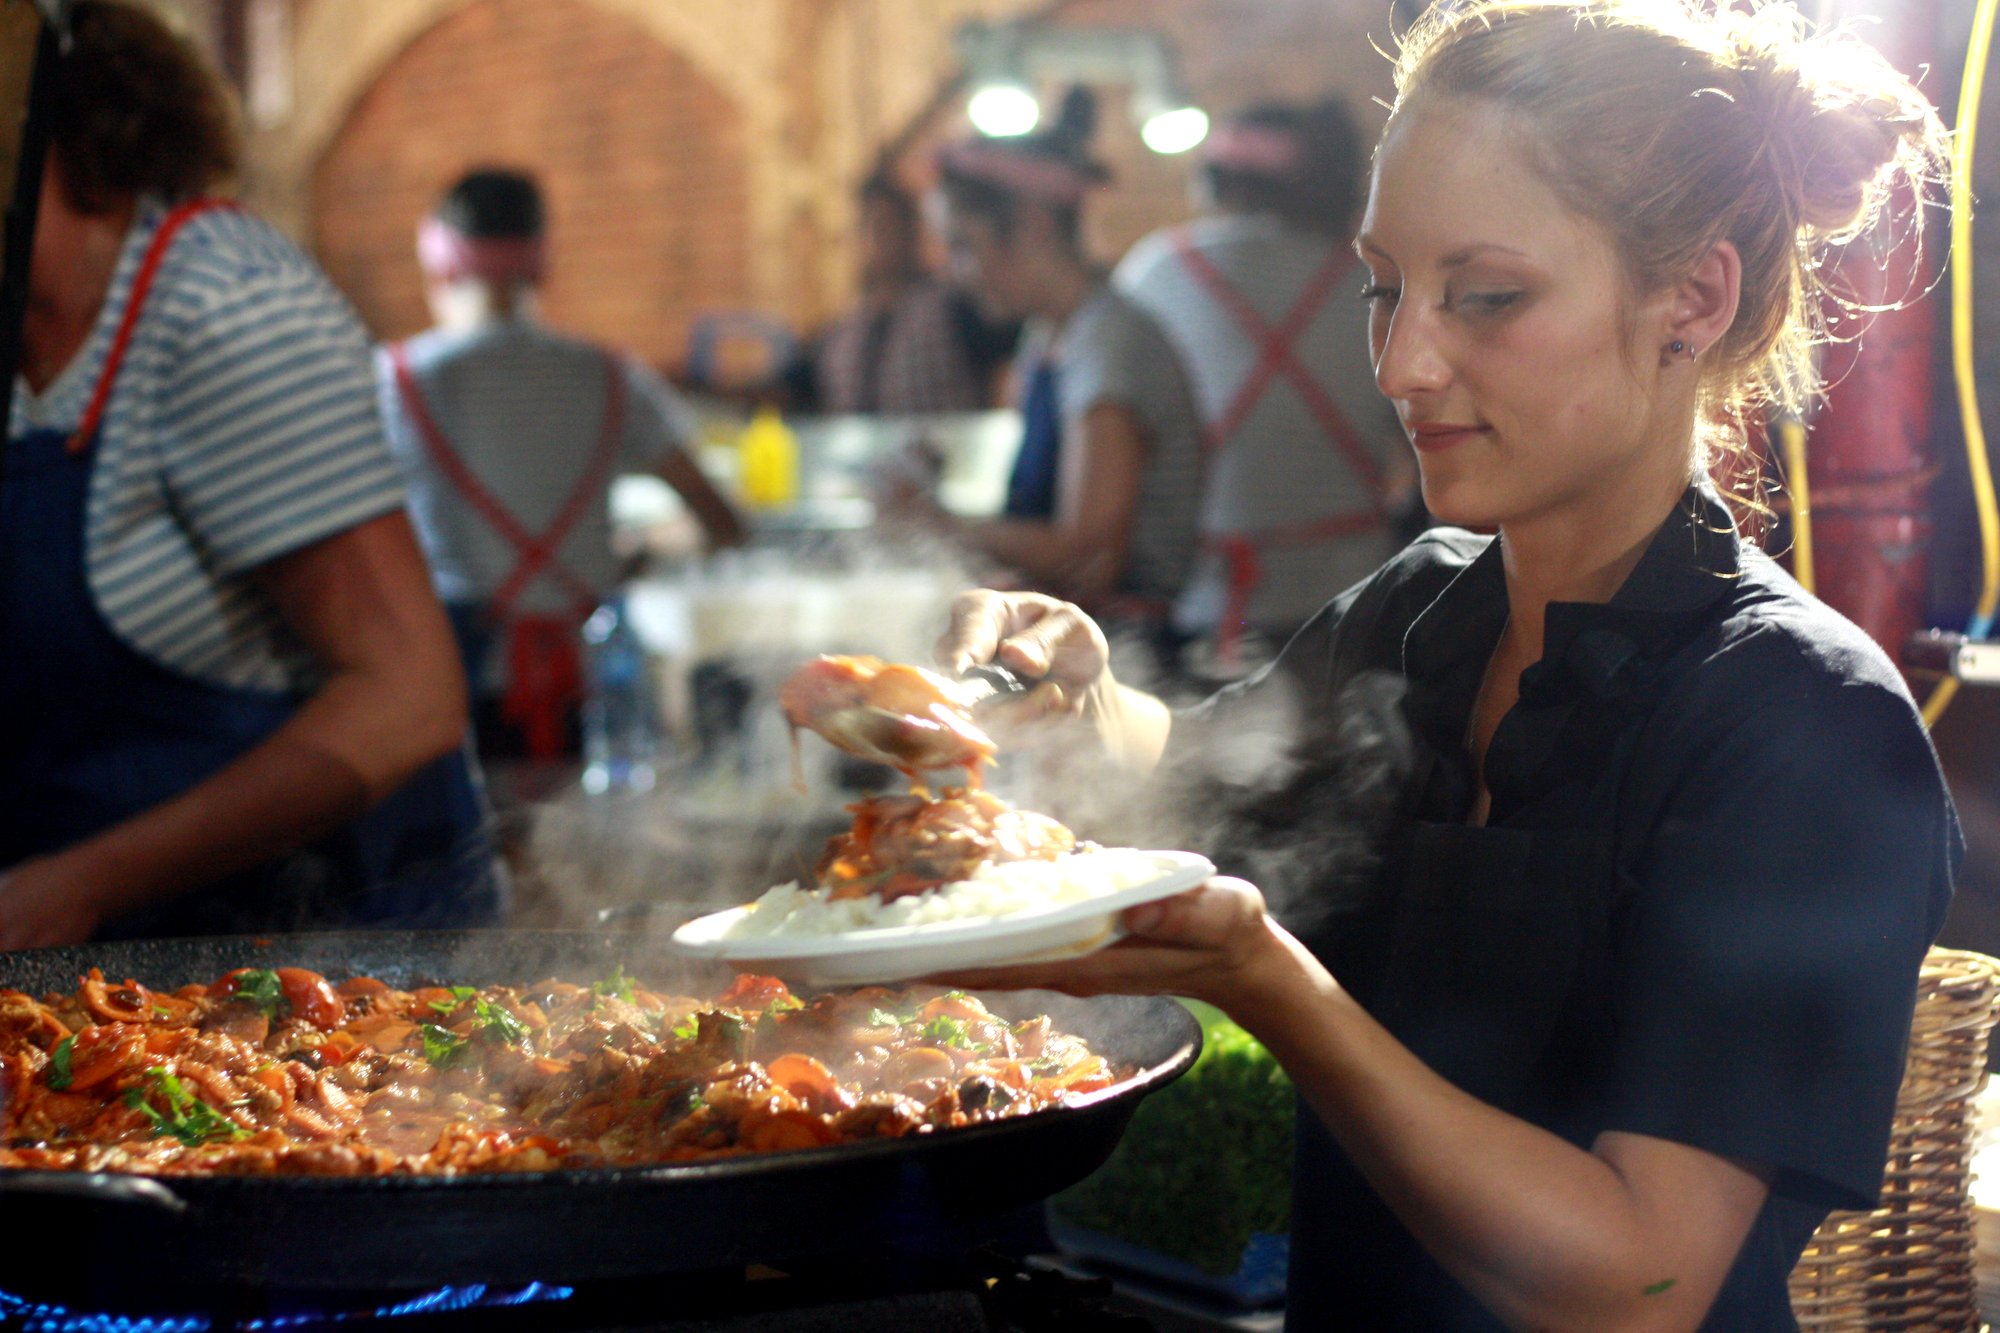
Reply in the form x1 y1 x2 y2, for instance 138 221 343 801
936 589 1110 723
938 588 1173 771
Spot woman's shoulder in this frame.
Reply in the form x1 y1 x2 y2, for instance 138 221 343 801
157 205 332 298
1692 549 1916 707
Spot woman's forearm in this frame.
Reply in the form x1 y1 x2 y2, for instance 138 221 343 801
956 514 1121 603
1232 932 1764 1333
42 666 463 920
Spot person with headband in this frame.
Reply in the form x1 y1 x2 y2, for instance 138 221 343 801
378 169 744 760
909 90 1205 678
0 0 504 946
935 3 1957 1327
1116 100 1418 673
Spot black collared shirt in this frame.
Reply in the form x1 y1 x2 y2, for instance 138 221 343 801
1166 488 1959 1331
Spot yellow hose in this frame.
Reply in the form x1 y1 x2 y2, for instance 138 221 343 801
1780 418 1813 594
1922 0 2000 729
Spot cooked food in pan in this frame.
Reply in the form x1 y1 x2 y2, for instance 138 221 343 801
0 966 1118 1177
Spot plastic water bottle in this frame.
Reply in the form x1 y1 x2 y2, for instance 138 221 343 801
580 596 660 795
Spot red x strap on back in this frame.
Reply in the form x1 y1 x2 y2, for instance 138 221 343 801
1168 229 1386 502
388 343 628 757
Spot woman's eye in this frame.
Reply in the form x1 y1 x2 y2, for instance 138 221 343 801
1359 284 1400 305
1454 289 1523 315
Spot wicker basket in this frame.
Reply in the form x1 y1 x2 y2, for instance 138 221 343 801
1789 947 2000 1332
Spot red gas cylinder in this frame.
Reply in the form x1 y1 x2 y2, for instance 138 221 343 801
1799 2 1943 672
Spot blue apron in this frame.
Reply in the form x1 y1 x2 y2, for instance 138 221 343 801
0 201 504 939
1004 356 1062 520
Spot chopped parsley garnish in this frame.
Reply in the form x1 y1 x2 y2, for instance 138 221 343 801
591 966 638 1004
423 987 525 1045
124 1067 247 1146
47 1035 75 1090
670 1013 700 1041
864 1007 905 1030
152 1004 172 1019
419 1023 471 1068
426 985 478 1015
230 969 288 1019
1642 1279 1678 1297
471 996 528 1045
921 1016 977 1050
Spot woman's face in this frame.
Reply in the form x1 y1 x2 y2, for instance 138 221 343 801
1357 101 1685 532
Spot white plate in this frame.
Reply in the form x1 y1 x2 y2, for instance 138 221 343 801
668 849 1215 986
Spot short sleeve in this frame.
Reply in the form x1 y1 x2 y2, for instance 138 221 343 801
159 264 404 575
1057 300 1167 427
619 357 691 471
1601 672 1956 1209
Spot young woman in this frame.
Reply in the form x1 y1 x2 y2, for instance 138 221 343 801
936 3 1957 1328
0 1 503 944
917 91 1205 669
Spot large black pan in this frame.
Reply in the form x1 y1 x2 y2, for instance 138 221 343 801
0 931 1199 1302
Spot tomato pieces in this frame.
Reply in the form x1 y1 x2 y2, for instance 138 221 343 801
717 974 793 1010
213 967 346 1030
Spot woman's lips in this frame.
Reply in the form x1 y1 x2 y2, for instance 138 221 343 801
1408 423 1488 452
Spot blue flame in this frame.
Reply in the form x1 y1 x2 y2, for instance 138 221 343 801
0 1281 574 1332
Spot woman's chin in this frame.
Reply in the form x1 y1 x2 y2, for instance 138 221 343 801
1418 483 1505 534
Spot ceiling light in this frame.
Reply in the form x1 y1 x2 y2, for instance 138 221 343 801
967 83 1041 138
1140 105 1209 155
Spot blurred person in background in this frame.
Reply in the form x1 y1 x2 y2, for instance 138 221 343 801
910 89 1205 678
1117 100 1418 673
809 170 1015 415
378 169 744 762
0 0 502 946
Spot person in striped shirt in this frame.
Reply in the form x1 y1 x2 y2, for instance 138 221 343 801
378 168 744 759
0 0 503 946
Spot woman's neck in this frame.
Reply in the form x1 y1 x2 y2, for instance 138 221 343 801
21 201 134 394
1496 461 1695 657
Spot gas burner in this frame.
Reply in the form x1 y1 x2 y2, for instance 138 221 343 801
0 1250 1152 1333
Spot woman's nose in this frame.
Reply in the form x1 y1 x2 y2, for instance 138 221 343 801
1373 304 1450 400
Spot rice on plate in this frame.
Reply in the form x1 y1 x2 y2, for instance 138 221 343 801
722 847 1178 939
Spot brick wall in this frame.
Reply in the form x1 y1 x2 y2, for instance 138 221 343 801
310 0 750 366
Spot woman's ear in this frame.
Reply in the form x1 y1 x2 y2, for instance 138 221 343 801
1667 239 1741 359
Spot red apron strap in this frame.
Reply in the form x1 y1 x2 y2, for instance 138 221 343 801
488 349 628 619
499 614 583 760
1207 510 1384 669
1167 230 1386 501
68 199 241 454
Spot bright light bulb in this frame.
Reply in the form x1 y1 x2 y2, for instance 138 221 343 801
968 84 1041 138
1141 106 1210 155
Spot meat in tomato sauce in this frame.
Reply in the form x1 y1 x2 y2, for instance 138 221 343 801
0 967 1117 1176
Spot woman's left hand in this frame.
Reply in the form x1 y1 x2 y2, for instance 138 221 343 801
0 854 106 950
932 875 1290 1009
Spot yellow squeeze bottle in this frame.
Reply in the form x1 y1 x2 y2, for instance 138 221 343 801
738 405 799 509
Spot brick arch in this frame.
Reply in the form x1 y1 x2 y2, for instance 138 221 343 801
311 0 751 367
